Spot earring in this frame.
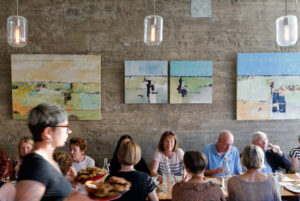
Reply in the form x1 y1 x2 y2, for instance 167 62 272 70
47 138 53 145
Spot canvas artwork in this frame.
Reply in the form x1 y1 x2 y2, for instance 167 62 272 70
125 61 168 104
11 54 101 120
191 0 212 18
237 53 300 120
170 61 213 104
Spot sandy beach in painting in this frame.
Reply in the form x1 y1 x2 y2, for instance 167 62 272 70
11 54 101 120
237 75 300 120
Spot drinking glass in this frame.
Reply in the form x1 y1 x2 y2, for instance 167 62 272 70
295 170 300 180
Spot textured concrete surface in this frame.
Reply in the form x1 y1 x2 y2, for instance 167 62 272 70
0 0 300 167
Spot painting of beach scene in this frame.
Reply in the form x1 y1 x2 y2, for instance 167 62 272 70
11 54 101 120
125 61 168 104
237 53 300 120
170 61 213 104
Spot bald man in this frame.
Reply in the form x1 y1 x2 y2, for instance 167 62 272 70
202 130 242 176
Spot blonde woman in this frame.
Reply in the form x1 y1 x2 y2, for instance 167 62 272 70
228 144 281 201
13 137 34 179
151 131 184 182
111 141 158 201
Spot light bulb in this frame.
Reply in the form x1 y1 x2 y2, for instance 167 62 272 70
283 24 290 42
14 26 20 44
150 24 156 43
283 17 290 42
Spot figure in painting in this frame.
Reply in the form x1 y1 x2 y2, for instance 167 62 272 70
177 77 188 97
144 78 158 103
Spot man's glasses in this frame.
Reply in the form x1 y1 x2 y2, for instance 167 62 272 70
52 125 71 131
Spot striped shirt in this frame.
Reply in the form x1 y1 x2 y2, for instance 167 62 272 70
153 148 184 176
290 148 300 159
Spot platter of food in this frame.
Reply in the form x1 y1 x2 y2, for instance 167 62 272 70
75 167 108 183
85 176 131 201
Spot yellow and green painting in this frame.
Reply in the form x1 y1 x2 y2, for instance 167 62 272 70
11 54 101 120
170 61 213 104
125 61 168 104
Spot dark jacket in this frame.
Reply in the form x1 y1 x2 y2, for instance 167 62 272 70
265 150 292 173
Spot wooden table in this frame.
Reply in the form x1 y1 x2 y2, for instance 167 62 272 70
157 174 300 201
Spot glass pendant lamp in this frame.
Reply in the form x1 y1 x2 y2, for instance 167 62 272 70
144 0 163 46
276 0 298 46
7 0 28 47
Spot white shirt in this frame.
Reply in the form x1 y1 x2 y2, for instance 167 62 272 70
73 155 95 172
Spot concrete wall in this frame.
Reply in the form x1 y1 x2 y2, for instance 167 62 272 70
0 0 299 167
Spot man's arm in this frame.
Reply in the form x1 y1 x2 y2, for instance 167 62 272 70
204 166 223 176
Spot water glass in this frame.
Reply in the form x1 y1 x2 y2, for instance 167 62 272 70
295 171 300 180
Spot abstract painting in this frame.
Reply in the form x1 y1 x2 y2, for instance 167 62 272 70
170 61 213 104
191 0 212 18
11 54 101 120
125 61 168 104
237 53 300 120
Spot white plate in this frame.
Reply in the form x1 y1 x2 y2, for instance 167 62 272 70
284 185 300 193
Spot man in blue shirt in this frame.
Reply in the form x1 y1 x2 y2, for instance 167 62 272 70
251 131 291 174
202 130 242 176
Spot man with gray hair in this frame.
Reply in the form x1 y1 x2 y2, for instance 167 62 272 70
252 131 291 174
202 130 242 176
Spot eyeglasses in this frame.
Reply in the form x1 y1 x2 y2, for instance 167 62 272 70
52 125 71 131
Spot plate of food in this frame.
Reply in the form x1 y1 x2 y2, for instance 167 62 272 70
75 167 108 184
85 176 131 201
284 184 300 194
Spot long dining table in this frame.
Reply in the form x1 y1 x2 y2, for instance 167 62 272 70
157 174 300 201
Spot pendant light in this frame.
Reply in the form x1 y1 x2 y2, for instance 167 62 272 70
144 0 163 46
276 0 298 46
7 0 28 47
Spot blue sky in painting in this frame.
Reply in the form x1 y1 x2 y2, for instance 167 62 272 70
170 61 213 76
125 61 168 76
237 53 300 76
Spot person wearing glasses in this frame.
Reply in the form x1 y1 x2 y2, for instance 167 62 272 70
69 137 95 172
252 131 291 174
16 103 92 201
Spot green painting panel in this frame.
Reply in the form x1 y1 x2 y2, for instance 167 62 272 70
170 77 212 104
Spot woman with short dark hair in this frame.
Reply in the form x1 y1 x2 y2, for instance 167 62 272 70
16 103 92 201
172 150 225 201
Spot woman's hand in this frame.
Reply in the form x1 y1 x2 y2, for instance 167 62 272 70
157 175 163 183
